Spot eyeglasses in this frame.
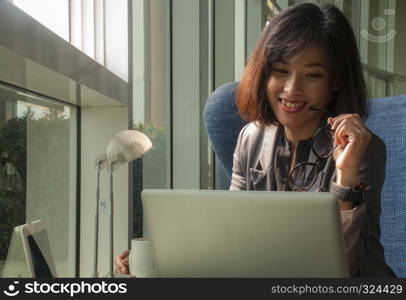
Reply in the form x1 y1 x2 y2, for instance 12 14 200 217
288 110 336 191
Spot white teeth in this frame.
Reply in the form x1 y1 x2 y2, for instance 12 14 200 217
281 99 305 108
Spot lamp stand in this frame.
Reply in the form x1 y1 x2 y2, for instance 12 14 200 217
108 163 115 277
92 162 101 278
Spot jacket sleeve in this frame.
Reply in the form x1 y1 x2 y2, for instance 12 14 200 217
335 133 389 276
229 124 250 191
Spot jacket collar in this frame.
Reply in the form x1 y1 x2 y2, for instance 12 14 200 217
258 124 280 170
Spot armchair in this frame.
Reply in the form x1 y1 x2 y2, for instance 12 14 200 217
203 82 406 277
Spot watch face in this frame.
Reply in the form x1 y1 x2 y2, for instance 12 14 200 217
337 194 346 201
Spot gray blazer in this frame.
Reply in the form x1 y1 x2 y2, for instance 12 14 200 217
230 122 395 277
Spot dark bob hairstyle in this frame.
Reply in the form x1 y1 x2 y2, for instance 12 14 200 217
236 3 369 127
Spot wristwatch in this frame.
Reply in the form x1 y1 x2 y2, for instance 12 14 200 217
330 181 369 205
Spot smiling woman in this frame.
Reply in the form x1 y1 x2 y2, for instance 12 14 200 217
231 2 396 277
266 45 332 143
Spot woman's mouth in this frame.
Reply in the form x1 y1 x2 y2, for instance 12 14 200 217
279 98 307 112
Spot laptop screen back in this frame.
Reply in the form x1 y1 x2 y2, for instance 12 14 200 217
1 220 56 278
27 233 54 278
142 189 349 278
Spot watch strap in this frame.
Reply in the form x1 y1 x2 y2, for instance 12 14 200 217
330 181 368 205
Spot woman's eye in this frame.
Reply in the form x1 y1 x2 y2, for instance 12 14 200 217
306 73 322 78
273 68 288 74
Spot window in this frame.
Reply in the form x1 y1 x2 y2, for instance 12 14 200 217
12 0 70 41
131 0 171 237
11 0 128 81
0 82 77 277
266 0 406 98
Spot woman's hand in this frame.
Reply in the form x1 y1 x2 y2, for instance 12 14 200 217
328 114 371 188
114 250 131 275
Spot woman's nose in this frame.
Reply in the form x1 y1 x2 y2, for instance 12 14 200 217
284 75 303 95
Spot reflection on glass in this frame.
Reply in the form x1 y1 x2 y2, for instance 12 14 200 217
132 123 167 237
0 82 77 277
265 0 406 97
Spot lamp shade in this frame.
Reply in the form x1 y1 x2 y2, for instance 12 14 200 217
98 130 152 171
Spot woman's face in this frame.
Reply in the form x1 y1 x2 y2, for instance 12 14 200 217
266 44 333 139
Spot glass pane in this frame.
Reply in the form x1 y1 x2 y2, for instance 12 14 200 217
264 0 406 98
313 128 334 158
290 164 318 190
271 0 289 11
132 0 171 237
368 75 387 99
392 80 406 96
132 122 169 238
359 0 388 70
81 0 95 59
105 0 129 81
12 0 70 41
0 82 77 277
392 0 406 77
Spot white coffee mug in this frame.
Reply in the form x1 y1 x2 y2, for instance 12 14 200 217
129 238 156 278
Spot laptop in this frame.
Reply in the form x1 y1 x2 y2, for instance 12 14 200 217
142 189 349 278
2 220 56 278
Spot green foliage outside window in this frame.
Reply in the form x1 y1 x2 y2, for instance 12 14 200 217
0 109 70 265
132 122 167 237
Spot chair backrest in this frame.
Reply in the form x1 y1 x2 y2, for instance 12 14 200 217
364 95 406 277
203 82 406 277
203 82 248 189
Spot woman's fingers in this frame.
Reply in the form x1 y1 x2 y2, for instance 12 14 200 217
328 113 371 172
115 250 130 274
334 119 363 144
330 114 360 132
329 114 370 147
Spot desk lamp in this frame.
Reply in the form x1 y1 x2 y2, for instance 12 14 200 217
93 130 152 277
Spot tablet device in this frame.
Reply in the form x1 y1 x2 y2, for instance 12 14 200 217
2 220 56 278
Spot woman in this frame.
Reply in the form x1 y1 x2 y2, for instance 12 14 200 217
116 2 395 277
231 3 395 277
